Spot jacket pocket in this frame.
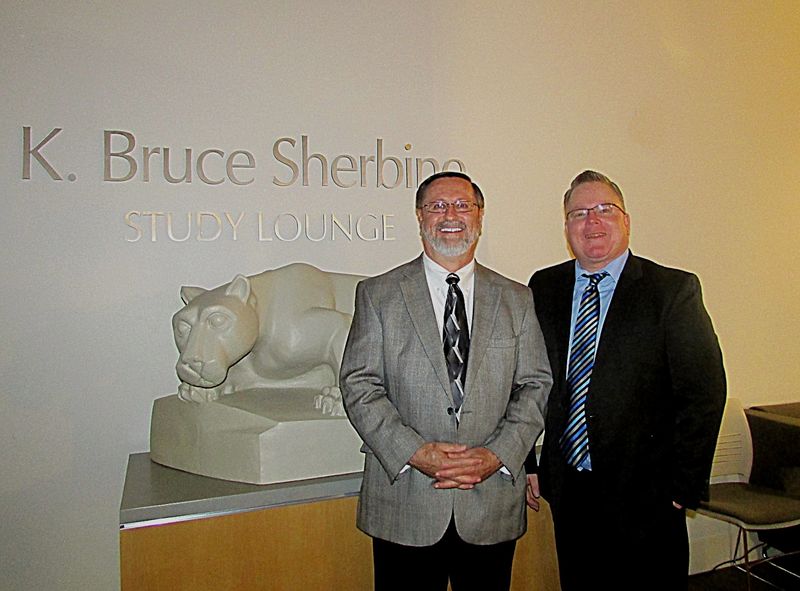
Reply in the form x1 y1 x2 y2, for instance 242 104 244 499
487 336 516 348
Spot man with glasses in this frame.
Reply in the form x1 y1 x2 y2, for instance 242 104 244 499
341 171 552 590
524 170 726 590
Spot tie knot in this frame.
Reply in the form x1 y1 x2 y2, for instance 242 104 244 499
583 272 608 287
446 273 460 286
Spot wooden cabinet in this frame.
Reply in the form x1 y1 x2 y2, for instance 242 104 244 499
120 454 559 590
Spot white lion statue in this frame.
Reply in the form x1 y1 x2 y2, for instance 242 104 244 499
171 262 363 416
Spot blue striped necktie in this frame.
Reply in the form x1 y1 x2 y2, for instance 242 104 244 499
560 272 608 468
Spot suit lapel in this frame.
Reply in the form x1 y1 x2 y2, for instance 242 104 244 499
551 262 576 386
594 254 642 363
557 267 576 348
399 257 451 397
464 264 499 396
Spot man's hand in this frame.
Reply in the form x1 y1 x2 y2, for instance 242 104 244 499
432 447 502 490
526 474 541 511
409 442 469 479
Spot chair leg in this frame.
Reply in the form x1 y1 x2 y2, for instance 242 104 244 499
742 528 752 591
763 547 800 589
732 527 753 590
744 535 798 590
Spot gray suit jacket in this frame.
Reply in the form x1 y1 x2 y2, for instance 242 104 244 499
340 256 552 546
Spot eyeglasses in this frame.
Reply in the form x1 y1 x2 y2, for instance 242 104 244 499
420 200 480 214
565 202 626 222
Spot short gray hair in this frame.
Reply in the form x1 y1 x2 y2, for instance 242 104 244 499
563 170 625 209
415 171 485 209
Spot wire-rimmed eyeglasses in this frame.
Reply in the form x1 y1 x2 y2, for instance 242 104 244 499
420 200 480 214
565 202 626 222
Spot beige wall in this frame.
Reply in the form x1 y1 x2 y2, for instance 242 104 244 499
1 2 798 589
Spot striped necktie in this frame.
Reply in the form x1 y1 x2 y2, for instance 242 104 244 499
560 272 608 468
443 273 469 413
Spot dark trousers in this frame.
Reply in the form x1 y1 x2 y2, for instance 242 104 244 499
372 518 517 591
552 468 689 591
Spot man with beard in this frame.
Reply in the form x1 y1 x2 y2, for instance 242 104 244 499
340 171 552 591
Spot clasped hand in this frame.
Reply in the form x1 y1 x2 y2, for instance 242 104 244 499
409 442 501 490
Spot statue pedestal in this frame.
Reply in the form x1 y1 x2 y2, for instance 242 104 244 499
119 453 560 591
149 389 364 484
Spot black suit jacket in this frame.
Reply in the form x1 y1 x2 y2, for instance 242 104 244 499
525 253 726 514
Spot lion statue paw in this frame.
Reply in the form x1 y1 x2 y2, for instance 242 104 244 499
178 382 223 404
314 386 345 417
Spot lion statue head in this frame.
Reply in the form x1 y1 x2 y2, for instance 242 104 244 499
172 275 259 390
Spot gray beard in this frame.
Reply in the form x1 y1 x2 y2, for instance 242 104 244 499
421 222 480 258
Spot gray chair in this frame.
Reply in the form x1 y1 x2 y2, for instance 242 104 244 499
696 399 800 590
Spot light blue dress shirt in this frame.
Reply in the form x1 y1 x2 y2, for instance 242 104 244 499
568 250 629 470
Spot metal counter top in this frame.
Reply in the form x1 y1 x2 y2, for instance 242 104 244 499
119 452 362 530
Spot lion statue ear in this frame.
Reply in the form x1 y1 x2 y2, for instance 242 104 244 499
180 286 206 304
225 274 252 303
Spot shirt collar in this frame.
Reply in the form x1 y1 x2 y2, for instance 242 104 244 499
574 249 629 285
422 252 476 285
